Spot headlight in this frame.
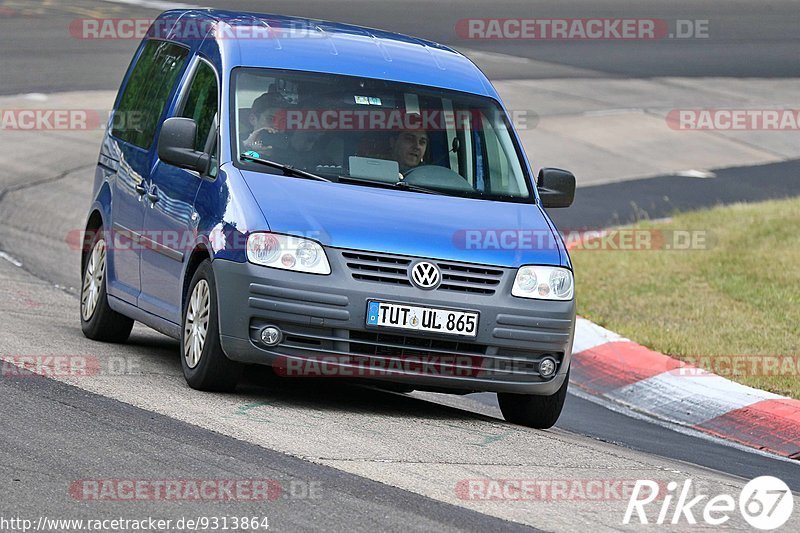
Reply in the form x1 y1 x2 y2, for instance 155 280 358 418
512 266 573 300
246 232 331 275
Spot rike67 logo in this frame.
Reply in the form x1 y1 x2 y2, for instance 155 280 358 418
624 476 794 530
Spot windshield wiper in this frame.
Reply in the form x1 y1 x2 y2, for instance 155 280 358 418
337 175 445 196
240 153 333 182
393 179 446 196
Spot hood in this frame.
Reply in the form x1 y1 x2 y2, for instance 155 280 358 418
240 170 564 268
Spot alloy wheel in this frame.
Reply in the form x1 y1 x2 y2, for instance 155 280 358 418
81 238 106 321
184 279 210 369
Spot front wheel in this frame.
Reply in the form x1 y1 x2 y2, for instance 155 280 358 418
497 370 569 429
181 260 242 392
80 230 134 342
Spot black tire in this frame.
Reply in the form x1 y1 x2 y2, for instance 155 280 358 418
181 260 242 392
497 370 569 429
80 229 134 343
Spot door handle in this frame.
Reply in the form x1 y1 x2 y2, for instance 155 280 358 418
135 183 147 196
146 185 159 204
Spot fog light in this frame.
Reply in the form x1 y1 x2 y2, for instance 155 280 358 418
260 326 282 346
538 356 557 379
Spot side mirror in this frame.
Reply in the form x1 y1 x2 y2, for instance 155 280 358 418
157 117 210 174
537 168 575 208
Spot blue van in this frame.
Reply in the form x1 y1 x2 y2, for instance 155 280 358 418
80 10 576 428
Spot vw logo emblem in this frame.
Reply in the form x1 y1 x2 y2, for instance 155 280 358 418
410 261 441 290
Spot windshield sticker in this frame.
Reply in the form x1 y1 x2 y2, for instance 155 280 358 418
354 96 382 106
243 150 261 159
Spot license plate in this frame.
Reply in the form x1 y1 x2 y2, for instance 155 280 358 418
366 301 478 337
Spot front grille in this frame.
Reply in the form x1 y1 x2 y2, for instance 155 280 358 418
341 251 504 295
341 251 412 286
438 263 503 294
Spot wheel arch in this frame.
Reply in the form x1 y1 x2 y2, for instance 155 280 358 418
182 244 214 309
81 209 105 272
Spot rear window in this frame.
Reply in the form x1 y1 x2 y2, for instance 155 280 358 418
112 40 189 149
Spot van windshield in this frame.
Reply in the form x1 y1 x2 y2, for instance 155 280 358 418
231 67 533 202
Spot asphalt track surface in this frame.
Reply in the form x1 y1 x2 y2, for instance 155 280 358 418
547 159 800 230
1 374 534 532
1 0 799 530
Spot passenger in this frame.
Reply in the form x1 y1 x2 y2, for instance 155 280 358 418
242 92 287 151
389 129 428 172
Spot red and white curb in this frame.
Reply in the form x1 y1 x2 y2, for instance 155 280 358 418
571 317 800 459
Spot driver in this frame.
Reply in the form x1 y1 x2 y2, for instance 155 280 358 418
389 129 428 172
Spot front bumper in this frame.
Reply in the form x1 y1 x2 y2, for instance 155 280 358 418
213 250 575 395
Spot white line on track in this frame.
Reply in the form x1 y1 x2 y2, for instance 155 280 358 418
677 169 717 178
0 251 23 268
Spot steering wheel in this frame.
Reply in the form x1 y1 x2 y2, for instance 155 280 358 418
402 165 474 192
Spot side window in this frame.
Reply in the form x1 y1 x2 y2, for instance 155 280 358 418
481 124 503 194
480 113 526 197
180 61 218 152
112 40 189 149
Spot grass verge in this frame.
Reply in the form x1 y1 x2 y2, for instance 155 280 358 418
570 197 800 399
